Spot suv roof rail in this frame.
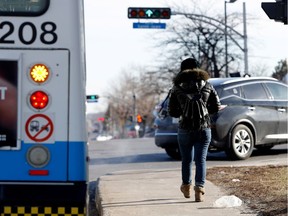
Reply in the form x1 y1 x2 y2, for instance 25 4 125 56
209 77 278 85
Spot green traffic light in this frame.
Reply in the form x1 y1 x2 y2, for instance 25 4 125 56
86 94 99 102
145 9 153 17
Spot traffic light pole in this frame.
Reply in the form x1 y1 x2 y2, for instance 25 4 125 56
172 6 248 76
133 94 136 123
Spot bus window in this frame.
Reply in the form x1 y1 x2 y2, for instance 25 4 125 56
0 61 17 148
0 0 50 16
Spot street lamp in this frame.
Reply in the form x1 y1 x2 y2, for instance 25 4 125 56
224 0 237 77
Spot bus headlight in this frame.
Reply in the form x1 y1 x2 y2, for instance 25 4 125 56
27 145 50 168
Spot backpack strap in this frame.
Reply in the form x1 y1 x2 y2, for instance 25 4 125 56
197 80 206 92
158 88 172 113
186 94 193 100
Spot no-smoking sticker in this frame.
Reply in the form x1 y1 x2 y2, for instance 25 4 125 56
25 114 54 143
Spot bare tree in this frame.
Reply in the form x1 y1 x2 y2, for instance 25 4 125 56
151 6 244 80
136 70 168 126
104 71 136 137
249 63 269 77
272 59 288 81
104 67 162 137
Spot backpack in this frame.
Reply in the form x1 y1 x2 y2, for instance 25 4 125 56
182 88 210 130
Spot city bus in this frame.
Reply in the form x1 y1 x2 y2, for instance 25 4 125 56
0 0 88 215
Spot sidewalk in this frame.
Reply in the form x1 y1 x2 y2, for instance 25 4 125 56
95 169 256 216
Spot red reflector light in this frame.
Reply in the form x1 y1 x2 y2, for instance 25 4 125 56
29 170 49 176
30 91 49 109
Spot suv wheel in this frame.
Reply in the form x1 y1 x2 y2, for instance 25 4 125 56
165 148 181 160
226 124 254 160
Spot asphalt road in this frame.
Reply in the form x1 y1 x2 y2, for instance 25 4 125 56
87 137 287 215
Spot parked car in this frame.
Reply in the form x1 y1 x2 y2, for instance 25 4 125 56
126 126 137 138
154 100 180 159
154 77 288 160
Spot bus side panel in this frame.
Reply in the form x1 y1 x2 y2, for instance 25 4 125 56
0 142 68 181
68 141 88 181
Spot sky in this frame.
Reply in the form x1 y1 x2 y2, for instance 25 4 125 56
84 0 288 113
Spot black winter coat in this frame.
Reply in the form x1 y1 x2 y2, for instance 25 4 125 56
168 68 221 130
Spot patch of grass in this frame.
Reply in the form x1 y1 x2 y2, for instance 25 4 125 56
207 165 288 216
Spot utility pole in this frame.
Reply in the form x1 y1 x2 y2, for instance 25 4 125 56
243 2 249 75
225 0 237 77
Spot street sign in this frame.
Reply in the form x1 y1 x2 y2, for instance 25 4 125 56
25 114 54 143
133 22 166 29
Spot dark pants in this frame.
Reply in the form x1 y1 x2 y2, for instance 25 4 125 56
177 128 211 187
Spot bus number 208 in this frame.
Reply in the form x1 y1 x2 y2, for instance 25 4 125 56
0 21 58 45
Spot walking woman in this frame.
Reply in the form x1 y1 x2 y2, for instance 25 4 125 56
168 58 221 202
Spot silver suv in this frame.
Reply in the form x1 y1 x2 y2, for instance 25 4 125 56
154 77 288 160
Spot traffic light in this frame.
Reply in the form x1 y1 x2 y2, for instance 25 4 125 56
136 114 143 123
86 95 99 103
261 0 287 24
128 7 171 19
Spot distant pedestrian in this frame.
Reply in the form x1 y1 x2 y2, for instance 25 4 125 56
168 58 221 202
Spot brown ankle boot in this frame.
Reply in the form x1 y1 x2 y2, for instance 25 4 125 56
194 186 205 202
180 184 191 198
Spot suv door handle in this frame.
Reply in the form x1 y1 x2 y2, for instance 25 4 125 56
248 106 255 111
278 108 286 112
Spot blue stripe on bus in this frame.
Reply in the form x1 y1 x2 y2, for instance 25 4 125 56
0 141 87 182
68 141 88 181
